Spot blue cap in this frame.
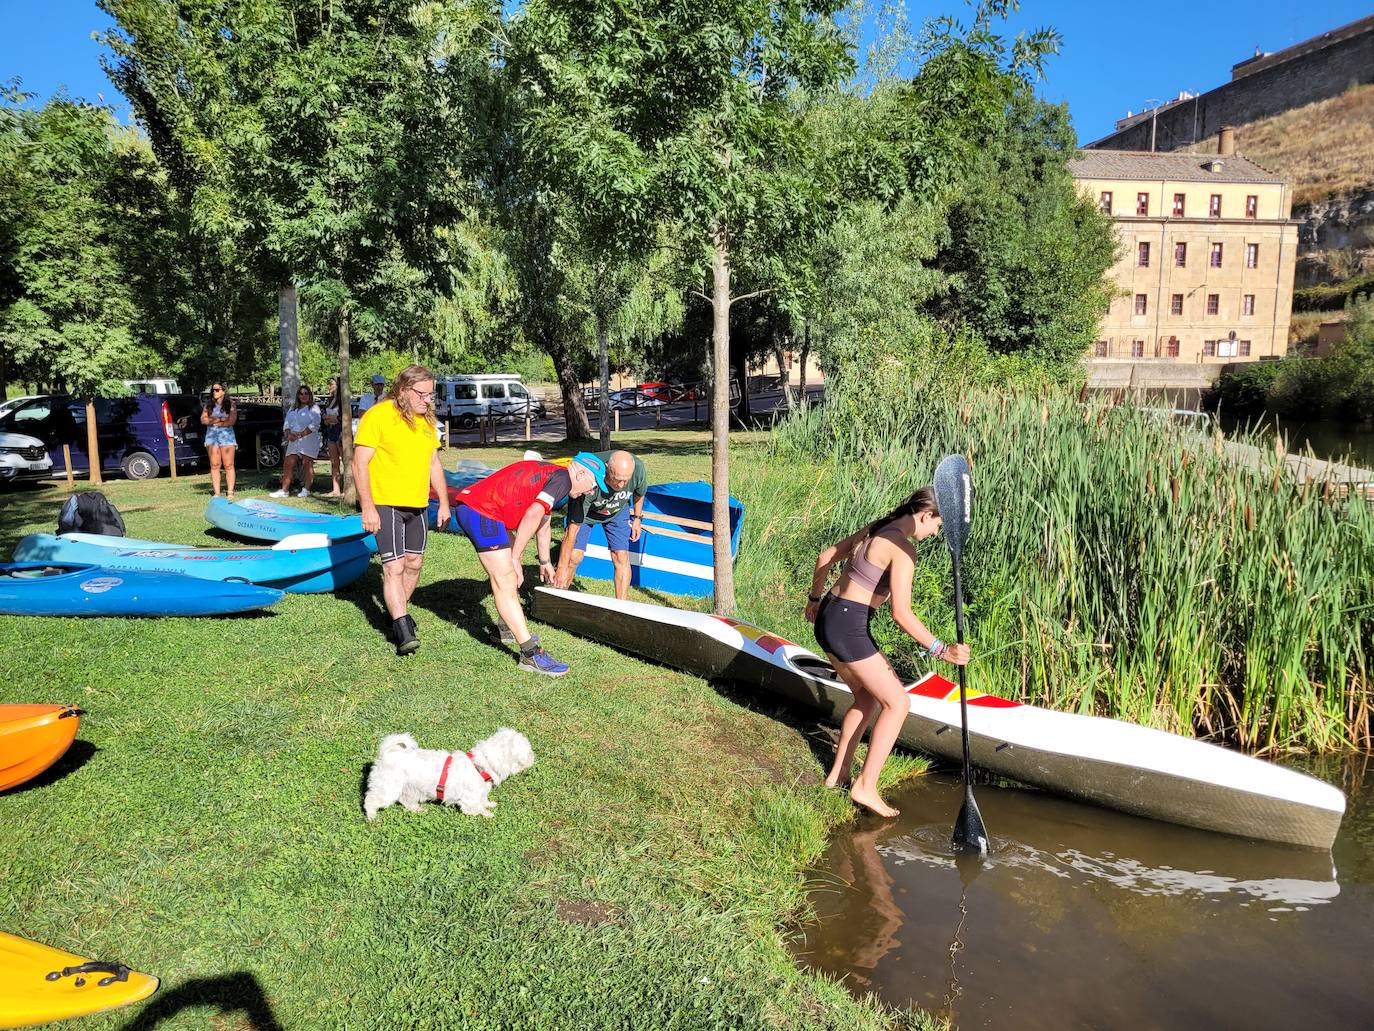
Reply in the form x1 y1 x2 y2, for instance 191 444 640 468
371 374 385 385
571 452 609 493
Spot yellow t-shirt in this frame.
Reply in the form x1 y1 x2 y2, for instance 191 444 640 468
355 400 440 508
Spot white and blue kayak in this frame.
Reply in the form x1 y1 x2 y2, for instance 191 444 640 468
532 588 1346 850
0 563 284 617
14 532 372 594
205 496 374 545
428 461 496 530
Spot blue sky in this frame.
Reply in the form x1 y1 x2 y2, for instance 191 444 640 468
1 1 1369 142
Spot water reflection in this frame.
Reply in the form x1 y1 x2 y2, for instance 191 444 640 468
797 764 1374 1029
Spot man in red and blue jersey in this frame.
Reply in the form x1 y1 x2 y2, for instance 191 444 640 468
453 452 606 675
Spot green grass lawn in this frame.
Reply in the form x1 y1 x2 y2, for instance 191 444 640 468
1 431 934 1031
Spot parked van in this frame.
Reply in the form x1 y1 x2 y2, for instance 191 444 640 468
123 378 182 395
0 394 203 479
435 375 546 427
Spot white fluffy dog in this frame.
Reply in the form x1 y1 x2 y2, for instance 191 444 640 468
364 728 534 821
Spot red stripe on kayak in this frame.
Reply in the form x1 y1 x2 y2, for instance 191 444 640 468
712 616 795 651
906 673 1020 708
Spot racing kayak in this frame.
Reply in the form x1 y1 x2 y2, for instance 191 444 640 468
0 704 82 793
531 588 1346 850
428 461 495 530
0 930 157 1028
14 532 372 594
0 563 285 617
205 496 374 545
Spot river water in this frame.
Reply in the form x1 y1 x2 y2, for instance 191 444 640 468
794 757 1373 1029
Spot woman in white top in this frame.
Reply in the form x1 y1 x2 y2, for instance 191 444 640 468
272 385 322 498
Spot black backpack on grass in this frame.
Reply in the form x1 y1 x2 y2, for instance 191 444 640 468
57 491 126 537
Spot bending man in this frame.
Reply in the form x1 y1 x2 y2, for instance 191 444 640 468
353 365 449 656
554 449 646 600
453 453 606 675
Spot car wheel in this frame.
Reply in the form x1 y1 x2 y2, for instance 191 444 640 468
258 440 283 469
458 414 476 429
121 451 161 480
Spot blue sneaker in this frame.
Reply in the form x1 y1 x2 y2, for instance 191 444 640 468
518 645 569 677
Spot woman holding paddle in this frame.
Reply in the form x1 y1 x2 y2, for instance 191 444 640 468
805 488 970 818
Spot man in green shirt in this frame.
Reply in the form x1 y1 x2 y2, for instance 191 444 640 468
554 449 646 600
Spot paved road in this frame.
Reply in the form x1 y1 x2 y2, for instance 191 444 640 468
442 388 824 449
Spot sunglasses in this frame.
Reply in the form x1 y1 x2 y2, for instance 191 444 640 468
212 387 224 393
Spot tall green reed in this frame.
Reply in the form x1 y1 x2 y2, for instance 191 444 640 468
734 385 1374 754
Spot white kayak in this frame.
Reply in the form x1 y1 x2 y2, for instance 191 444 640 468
531 587 1346 850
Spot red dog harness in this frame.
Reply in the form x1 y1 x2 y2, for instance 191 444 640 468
435 751 493 802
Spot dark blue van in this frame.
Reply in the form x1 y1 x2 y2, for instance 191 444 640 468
0 394 205 479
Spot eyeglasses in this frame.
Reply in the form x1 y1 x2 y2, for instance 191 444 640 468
212 387 224 393
410 387 435 400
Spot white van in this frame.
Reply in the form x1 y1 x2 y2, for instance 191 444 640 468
435 374 546 427
123 378 181 395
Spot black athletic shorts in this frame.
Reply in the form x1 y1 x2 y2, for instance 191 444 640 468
376 505 428 564
814 594 881 663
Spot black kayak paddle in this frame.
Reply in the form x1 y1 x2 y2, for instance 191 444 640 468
933 454 990 856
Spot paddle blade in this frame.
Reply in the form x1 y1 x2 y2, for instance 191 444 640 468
932 454 973 562
951 785 990 856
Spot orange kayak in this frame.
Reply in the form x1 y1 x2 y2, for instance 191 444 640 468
0 705 83 793
0 930 158 1028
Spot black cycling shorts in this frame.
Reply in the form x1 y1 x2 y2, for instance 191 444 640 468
376 505 428 564
814 594 881 663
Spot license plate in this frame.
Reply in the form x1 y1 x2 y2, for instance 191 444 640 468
185 431 200 440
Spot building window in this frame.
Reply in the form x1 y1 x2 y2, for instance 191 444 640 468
1134 294 1148 316
1171 294 1183 315
1206 294 1220 315
1246 195 1258 218
1242 294 1255 316
1137 192 1150 216
1218 337 1238 358
1174 242 1187 267
1246 243 1259 269
1210 242 1224 267
1093 340 1108 357
1203 339 1216 357
1100 191 1113 214
1137 242 1150 267
1173 193 1186 217
1209 194 1222 218
1131 339 1145 357
1239 340 1252 356
1165 336 1180 357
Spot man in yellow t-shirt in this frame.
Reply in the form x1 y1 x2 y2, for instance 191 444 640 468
352 364 449 655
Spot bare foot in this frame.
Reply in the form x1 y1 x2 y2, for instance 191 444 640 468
823 776 852 790
850 787 899 818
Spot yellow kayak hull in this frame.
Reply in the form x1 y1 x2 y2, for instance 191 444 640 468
0 704 83 793
0 931 158 1028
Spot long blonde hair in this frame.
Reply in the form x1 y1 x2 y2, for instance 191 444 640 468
388 365 437 431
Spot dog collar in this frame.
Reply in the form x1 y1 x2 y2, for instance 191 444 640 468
467 751 493 783
435 754 454 801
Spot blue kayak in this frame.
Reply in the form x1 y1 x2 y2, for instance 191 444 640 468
14 532 373 594
0 563 284 617
206 496 375 545
428 462 495 530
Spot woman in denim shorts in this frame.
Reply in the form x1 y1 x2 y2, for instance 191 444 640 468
200 382 238 498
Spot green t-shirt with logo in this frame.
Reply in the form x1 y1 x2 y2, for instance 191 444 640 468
566 451 646 524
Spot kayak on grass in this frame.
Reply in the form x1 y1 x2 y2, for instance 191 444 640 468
0 929 157 1028
14 532 372 594
0 563 285 618
531 587 1346 850
0 704 82 793
205 496 374 545
427 461 495 530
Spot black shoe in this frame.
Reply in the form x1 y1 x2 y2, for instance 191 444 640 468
404 613 418 641
392 617 419 656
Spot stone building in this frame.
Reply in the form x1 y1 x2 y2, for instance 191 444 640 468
1069 132 1299 363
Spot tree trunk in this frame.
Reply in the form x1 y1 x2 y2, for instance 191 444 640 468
278 281 300 412
710 223 735 616
338 311 356 505
548 337 592 439
772 330 796 411
799 322 811 402
598 312 611 450
85 399 103 485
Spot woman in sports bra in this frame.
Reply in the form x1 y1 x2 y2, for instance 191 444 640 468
804 487 971 817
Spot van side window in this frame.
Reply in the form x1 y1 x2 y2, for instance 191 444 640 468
454 384 477 401
508 383 528 398
480 383 505 399
15 401 56 425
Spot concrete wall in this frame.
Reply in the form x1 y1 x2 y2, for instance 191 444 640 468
1088 19 1374 152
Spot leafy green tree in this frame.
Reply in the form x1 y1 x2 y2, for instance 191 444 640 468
101 0 492 493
